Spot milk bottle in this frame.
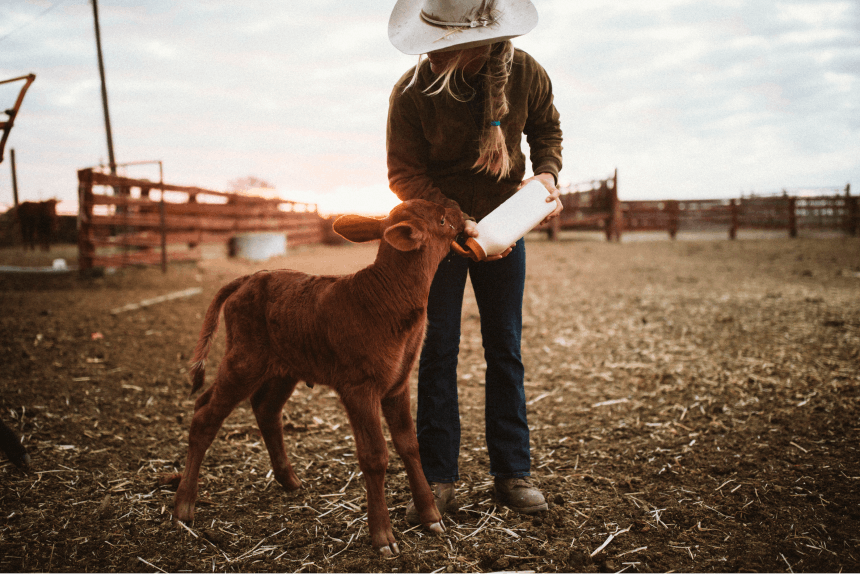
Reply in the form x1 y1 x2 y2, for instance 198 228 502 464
461 179 556 260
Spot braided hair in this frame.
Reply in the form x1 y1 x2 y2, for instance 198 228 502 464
472 40 514 180
403 40 515 180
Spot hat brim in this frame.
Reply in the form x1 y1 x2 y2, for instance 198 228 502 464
388 0 538 55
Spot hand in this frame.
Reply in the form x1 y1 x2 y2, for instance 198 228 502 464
463 220 513 261
519 173 563 225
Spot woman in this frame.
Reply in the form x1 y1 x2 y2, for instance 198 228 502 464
386 0 563 521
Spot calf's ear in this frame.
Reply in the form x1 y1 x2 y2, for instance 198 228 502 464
333 215 384 243
383 222 424 251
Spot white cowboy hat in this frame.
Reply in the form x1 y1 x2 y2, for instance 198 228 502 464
388 0 538 55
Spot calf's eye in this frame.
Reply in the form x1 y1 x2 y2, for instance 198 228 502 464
439 216 446 226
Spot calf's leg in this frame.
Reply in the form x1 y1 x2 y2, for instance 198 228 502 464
250 378 302 491
340 390 398 556
174 363 256 522
381 387 443 532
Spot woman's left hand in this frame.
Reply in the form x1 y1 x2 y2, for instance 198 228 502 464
519 173 563 225
462 220 512 261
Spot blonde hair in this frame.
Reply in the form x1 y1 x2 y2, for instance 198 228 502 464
472 40 514 180
404 40 515 180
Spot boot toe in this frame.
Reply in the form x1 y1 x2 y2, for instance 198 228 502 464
494 477 547 514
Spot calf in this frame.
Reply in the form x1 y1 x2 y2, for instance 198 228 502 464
17 199 59 251
172 199 464 556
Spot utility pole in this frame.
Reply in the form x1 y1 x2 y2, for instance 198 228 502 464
91 0 116 176
10 148 19 207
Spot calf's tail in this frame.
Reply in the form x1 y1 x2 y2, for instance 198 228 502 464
188 275 249 395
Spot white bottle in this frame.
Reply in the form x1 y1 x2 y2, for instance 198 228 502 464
464 179 556 260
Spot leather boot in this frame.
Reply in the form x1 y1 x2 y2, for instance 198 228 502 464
405 482 456 525
493 477 548 514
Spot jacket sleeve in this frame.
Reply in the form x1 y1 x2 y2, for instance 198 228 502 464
523 59 563 185
386 84 465 214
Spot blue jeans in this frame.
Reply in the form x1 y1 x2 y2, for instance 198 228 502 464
416 238 530 482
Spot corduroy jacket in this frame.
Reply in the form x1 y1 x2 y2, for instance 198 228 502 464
387 48 562 222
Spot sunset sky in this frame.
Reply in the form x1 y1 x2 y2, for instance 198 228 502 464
1 0 858 215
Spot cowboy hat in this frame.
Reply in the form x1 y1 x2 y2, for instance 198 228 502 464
388 0 538 55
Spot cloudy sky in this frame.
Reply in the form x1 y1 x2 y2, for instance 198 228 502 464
1 0 858 215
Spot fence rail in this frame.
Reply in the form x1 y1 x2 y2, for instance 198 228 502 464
77 168 327 271
76 168 855 271
540 172 855 241
537 169 622 240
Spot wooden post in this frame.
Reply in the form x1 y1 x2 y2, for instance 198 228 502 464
119 178 130 269
614 169 622 241
788 196 797 238
601 179 611 241
845 184 856 236
665 200 679 239
607 171 615 241
77 169 95 271
729 198 738 240
606 169 622 241
549 211 560 241
159 193 167 273
91 0 117 176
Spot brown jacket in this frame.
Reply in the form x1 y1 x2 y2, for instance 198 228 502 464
387 48 563 222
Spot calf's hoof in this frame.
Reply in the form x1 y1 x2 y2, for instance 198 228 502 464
276 472 302 491
378 542 400 558
12 452 31 469
173 501 195 523
428 521 445 534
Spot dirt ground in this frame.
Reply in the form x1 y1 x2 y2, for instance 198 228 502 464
1 232 858 573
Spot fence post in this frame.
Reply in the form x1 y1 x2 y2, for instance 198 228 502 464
549 211 560 241
665 200 679 239
788 196 797 238
159 193 167 273
77 169 95 271
606 169 622 241
729 199 738 240
603 178 613 241
846 184 857 236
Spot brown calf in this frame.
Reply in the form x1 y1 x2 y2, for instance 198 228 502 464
172 199 464 556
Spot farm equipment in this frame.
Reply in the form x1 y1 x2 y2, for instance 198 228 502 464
0 73 36 164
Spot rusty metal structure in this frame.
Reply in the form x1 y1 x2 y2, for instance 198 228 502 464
0 73 36 166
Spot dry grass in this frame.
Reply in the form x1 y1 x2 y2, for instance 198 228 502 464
0 233 858 572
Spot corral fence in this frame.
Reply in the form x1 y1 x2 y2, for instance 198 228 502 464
75 167 856 272
537 171 856 241
538 169 622 241
77 168 331 271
